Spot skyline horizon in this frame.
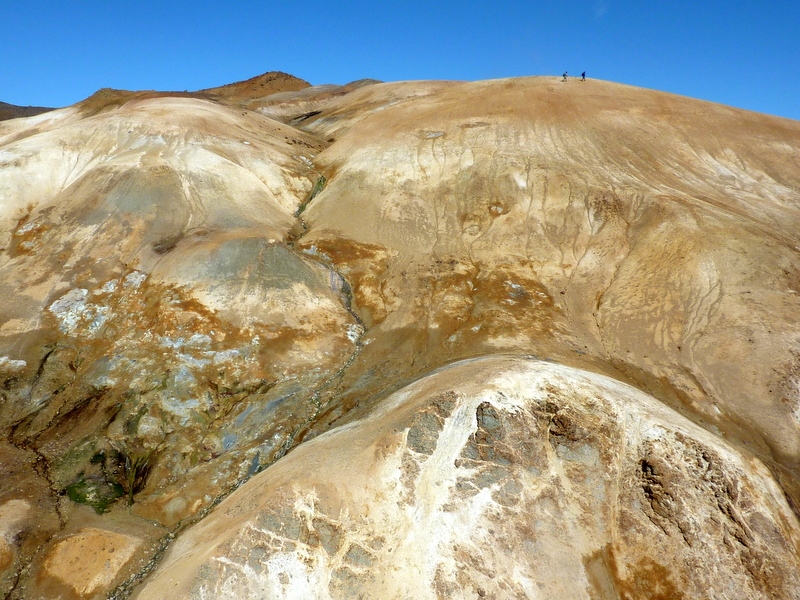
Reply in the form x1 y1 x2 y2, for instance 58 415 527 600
3 1 799 122
5 70 797 125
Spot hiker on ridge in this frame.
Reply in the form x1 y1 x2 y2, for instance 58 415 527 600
581 71 586 81
562 72 568 82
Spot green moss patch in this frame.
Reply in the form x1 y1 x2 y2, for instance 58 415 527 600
64 475 124 513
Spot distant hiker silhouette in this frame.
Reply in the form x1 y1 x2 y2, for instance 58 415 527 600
581 72 586 81
562 72 568 82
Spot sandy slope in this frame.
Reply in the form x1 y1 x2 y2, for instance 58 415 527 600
297 76 800 492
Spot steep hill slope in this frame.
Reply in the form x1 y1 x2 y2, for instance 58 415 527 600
1 74 799 599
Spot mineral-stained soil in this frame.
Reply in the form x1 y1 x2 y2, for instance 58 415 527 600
1 73 799 599
135 358 800 600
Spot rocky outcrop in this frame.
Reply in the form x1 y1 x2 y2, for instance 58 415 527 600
0 86 357 599
1 74 799 598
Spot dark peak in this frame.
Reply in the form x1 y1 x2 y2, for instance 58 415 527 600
200 71 311 100
75 88 160 117
0 100 55 122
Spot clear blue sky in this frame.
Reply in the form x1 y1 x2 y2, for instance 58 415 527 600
3 1 799 121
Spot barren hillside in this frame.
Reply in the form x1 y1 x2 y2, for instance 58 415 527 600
1 72 799 599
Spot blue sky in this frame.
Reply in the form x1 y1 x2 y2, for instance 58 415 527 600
3 1 799 121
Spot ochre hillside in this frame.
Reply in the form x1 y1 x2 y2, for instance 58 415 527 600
1 73 799 599
199 70 311 100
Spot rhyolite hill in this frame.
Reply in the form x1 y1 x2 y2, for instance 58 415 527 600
1 71 800 599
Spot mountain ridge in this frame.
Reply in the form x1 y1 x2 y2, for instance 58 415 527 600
0 100 54 121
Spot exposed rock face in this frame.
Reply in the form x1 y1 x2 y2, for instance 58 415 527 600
1 74 799 598
135 358 800 600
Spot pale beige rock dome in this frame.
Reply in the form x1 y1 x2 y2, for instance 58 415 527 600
1 72 799 599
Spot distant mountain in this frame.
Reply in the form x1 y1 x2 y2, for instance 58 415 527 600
0 100 54 121
0 72 312 123
200 70 311 101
